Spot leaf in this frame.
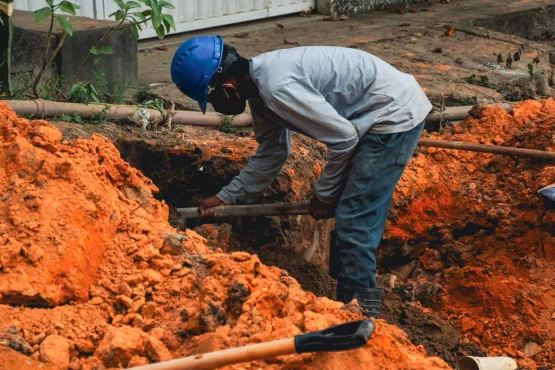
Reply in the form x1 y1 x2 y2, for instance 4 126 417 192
94 55 100 64
57 16 73 36
142 9 152 16
34 7 52 24
132 11 147 21
59 1 79 15
99 46 113 55
152 11 162 30
159 1 176 9
156 24 166 39
126 1 142 9
130 23 140 40
114 0 126 10
163 14 176 31
113 10 125 21
90 46 100 55
444 26 456 36
138 0 152 6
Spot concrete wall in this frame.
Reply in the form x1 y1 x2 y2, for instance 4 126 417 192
318 0 411 17
11 11 137 93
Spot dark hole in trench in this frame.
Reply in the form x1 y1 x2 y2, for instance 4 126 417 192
115 138 339 298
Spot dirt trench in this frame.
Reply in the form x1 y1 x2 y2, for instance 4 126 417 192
40 100 555 369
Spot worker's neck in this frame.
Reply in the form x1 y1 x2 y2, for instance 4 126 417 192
239 74 259 100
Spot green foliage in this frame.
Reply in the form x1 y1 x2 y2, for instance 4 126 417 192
34 1 80 36
497 53 504 64
141 98 166 114
68 82 100 104
220 116 236 133
137 86 159 102
60 112 83 123
466 74 490 88
110 0 176 41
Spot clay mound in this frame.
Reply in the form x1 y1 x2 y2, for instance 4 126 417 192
0 102 449 369
383 98 555 367
0 103 168 307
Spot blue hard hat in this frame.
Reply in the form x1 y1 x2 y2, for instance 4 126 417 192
171 36 224 114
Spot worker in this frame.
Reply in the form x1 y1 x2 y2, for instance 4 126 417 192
171 36 432 318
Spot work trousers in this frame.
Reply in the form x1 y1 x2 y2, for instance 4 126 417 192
335 121 425 289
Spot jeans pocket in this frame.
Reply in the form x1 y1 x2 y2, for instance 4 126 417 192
395 123 424 166
375 133 394 146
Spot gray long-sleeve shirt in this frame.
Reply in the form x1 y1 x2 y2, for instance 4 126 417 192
216 46 432 205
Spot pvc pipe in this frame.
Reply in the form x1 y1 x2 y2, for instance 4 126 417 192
426 103 513 122
2 100 253 128
456 356 517 370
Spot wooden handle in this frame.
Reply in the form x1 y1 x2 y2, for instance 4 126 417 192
128 338 296 370
176 203 310 220
418 138 555 161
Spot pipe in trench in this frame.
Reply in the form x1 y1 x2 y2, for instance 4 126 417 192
3 99 514 127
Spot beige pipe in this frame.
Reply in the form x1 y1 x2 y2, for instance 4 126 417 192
3 100 515 127
3 100 252 128
456 356 517 370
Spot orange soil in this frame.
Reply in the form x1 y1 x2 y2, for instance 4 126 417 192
387 99 555 368
0 102 449 369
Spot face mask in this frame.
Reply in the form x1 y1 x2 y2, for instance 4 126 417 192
209 83 247 115
211 98 247 116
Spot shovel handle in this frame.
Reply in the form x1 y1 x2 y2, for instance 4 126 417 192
129 338 296 370
176 203 310 220
128 321 374 370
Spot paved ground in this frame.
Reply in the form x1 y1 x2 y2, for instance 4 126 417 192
137 0 554 112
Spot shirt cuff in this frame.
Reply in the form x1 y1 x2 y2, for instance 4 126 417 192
216 189 234 205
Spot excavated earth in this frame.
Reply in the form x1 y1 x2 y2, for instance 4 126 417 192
0 98 554 370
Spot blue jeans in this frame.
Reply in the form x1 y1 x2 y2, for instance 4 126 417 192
335 122 425 289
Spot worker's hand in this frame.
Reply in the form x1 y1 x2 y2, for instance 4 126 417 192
199 196 225 217
309 196 336 220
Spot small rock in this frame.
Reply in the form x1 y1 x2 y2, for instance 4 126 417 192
117 295 134 308
90 297 103 305
150 328 165 341
74 339 95 354
523 341 541 358
130 297 146 313
95 326 146 368
118 282 133 297
160 234 183 255
145 336 172 362
221 147 233 154
551 312 555 319
160 268 172 277
29 332 46 346
143 269 163 285
40 335 70 369
128 356 150 367
55 323 65 330
133 314 146 329
172 268 191 278
141 302 157 319
125 274 144 285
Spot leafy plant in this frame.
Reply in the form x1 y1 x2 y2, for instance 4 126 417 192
141 98 166 114
60 112 83 123
67 82 101 104
32 0 80 98
466 74 490 88
220 116 236 133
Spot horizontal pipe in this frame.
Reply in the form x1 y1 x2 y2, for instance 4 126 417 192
3 100 516 128
418 138 555 161
177 203 310 220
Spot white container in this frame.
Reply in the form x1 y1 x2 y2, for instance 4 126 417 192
456 357 517 370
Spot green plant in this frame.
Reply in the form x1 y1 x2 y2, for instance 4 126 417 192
32 0 79 98
141 98 166 114
68 82 100 104
60 112 83 123
497 53 504 63
220 115 236 133
506 53 513 69
466 74 490 88
137 86 159 102
55 0 176 101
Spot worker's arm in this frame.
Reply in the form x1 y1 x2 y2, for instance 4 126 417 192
268 78 360 205
215 114 291 205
